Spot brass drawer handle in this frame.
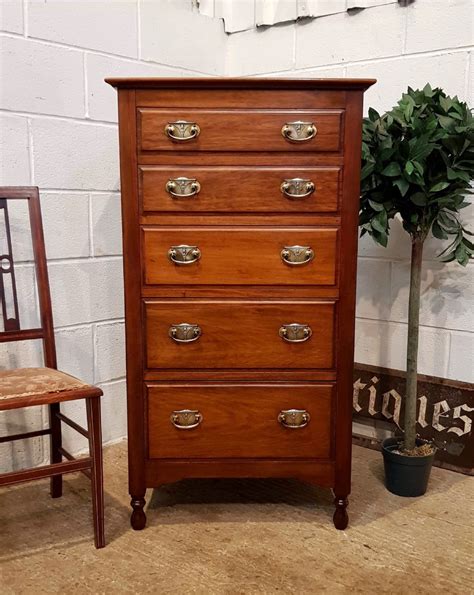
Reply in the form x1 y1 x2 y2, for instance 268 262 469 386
171 409 203 430
165 120 200 141
281 178 315 199
281 245 314 266
279 323 312 343
166 177 201 198
168 245 201 265
169 323 201 343
281 121 317 143
278 409 310 429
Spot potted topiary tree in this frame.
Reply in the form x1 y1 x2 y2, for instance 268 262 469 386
360 85 474 496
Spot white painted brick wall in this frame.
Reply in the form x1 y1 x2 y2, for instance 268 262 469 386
1 0 473 473
0 114 30 184
32 119 119 190
0 36 85 117
0 0 23 35
27 0 139 57
295 4 406 68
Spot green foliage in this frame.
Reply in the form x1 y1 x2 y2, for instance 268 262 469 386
360 85 474 265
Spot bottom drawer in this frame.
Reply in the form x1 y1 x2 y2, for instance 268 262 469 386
147 383 334 459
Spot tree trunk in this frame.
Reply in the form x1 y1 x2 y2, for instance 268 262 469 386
404 235 424 451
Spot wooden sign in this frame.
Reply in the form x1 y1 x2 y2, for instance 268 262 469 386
353 364 474 475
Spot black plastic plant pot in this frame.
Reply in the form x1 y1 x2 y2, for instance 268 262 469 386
382 437 435 497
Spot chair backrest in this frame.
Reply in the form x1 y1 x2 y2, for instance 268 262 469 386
0 187 57 369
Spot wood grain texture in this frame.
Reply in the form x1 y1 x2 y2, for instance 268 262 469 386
144 300 335 369
147 383 334 459
142 227 338 286
117 89 147 505
106 77 376 91
138 109 343 153
0 188 104 547
145 457 335 486
108 77 375 530
333 90 365 506
140 166 341 214
136 89 347 109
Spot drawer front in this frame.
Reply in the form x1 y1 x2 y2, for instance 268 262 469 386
147 383 334 459
138 109 343 152
143 227 338 286
145 300 335 369
140 166 341 214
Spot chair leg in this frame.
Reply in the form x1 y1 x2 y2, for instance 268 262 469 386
86 396 105 549
49 402 62 498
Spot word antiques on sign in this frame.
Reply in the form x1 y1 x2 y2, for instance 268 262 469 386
353 364 474 475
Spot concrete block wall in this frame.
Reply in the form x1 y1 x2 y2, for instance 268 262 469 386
0 0 225 471
1 0 473 471
221 0 474 386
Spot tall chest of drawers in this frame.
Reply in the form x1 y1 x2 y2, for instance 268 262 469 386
107 78 375 530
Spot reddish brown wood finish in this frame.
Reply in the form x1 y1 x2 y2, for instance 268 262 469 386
140 166 341 214
107 77 375 531
0 187 105 548
145 300 335 369
139 109 343 153
147 383 334 459
142 227 338 286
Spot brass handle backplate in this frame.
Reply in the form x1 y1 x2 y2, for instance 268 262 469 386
278 409 310 429
168 245 201 265
281 245 314 266
165 120 200 141
281 121 317 143
281 178 315 200
166 177 201 198
171 409 203 430
169 323 201 343
279 323 312 343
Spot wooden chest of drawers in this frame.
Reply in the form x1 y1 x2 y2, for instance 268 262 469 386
107 77 375 531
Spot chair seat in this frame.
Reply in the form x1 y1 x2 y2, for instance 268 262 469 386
0 367 102 410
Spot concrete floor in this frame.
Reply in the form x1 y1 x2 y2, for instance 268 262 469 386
1 442 473 594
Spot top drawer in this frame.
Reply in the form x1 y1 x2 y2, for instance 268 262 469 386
138 109 343 153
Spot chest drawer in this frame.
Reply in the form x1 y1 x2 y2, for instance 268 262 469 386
140 166 341 214
142 227 338 286
138 109 343 152
145 300 335 369
147 383 334 459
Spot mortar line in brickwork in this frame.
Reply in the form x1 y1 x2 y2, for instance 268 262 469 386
357 254 474 265
54 318 124 333
26 118 34 184
402 0 408 55
83 52 89 118
95 374 127 387
0 107 118 128
41 189 120 195
92 322 98 385
13 256 122 269
278 46 474 75
0 32 215 76
356 316 463 335
22 0 28 38
136 0 142 59
87 193 95 257
464 51 472 96
47 255 123 265
98 377 126 387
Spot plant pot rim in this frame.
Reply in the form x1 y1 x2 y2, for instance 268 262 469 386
382 436 436 459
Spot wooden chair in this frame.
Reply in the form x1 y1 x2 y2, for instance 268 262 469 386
0 187 105 549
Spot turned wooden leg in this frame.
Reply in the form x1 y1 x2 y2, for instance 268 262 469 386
333 495 349 530
86 396 105 549
130 496 146 530
49 402 62 498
